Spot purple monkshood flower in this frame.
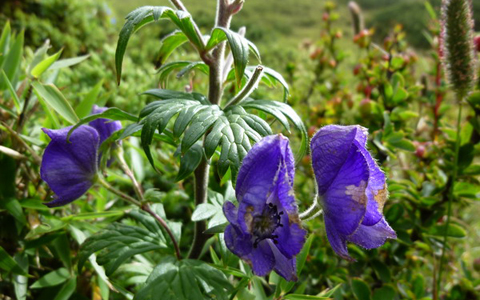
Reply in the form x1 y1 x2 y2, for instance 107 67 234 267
223 135 307 281
311 125 396 261
40 106 122 207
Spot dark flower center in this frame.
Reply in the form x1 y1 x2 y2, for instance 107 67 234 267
252 203 284 248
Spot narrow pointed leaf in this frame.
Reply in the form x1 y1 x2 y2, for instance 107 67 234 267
32 82 79 125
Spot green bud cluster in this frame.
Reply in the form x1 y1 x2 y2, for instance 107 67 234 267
441 0 477 99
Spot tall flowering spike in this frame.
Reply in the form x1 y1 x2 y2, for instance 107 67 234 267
223 135 307 281
311 125 396 260
89 105 122 144
441 0 477 98
40 126 100 207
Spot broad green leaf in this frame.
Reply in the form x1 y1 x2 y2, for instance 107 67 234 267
67 107 136 141
49 54 90 70
207 27 250 86
428 223 467 238
116 6 204 84
156 31 189 68
75 79 104 118
54 277 77 300
241 99 308 162
181 105 223 152
134 256 232 300
0 246 27 275
1 70 21 113
78 221 167 275
30 48 63 78
372 286 395 300
30 268 70 289
176 143 203 181
32 82 79 124
352 278 371 300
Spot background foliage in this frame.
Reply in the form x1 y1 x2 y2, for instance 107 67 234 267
1 0 480 299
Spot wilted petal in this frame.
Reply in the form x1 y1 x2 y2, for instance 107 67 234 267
347 218 396 249
40 126 99 207
89 105 122 144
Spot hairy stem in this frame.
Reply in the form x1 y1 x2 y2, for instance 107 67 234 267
436 101 463 295
188 159 211 259
98 177 182 260
115 149 144 201
299 195 322 220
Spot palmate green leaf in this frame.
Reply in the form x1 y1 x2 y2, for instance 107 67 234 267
175 143 203 181
32 82 79 125
206 27 260 87
204 106 270 176
155 31 189 68
134 256 232 300
66 107 137 141
241 99 308 162
116 6 204 84
78 221 168 276
181 105 224 152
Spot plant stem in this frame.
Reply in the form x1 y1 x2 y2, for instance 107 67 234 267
98 177 182 260
115 149 144 201
299 195 323 220
188 159 211 259
436 101 463 295
224 65 263 108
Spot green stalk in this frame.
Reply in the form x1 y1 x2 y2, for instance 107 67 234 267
437 102 463 294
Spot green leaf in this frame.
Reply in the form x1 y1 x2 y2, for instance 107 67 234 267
13 253 28 300
390 57 404 69
134 256 232 300
191 203 217 221
241 100 308 162
176 61 208 78
142 88 207 103
283 295 330 300
49 54 90 70
428 223 467 238
156 61 209 85
0 21 11 68
67 107 136 141
176 143 203 181
352 278 371 300
371 260 391 282
52 233 72 271
2 197 26 227
30 268 70 289
317 284 342 297
75 79 104 118
0 246 27 275
78 221 167 275
259 66 289 100
32 82 79 124
280 234 314 294
1 30 23 88
30 48 63 78
61 210 124 221
372 286 395 300
156 31 189 68
1 70 22 113
412 275 424 298
181 105 223 152
388 138 415 152
54 277 77 300
203 223 228 234
116 6 204 84
207 27 250 86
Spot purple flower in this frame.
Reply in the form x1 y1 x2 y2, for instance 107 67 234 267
223 135 307 281
311 125 396 260
40 126 99 207
89 105 122 145
41 106 122 207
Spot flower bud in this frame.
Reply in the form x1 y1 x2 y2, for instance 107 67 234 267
475 36 480 52
441 0 477 98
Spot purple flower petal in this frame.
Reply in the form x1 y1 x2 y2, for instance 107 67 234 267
248 240 275 276
89 105 122 145
224 224 253 257
347 218 396 249
40 126 99 207
268 240 297 281
324 217 351 260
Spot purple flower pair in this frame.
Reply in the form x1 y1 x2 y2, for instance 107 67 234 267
223 125 395 280
40 106 121 207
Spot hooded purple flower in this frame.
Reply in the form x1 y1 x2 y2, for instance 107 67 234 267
40 126 99 207
223 135 307 281
41 106 122 207
311 125 396 260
